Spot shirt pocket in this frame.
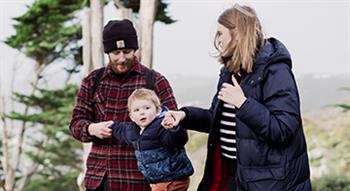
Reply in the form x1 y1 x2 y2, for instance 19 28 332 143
91 92 106 120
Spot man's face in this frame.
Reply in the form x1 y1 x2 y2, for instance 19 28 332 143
108 49 135 74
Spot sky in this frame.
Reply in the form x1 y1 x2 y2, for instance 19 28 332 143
152 0 350 77
0 0 349 81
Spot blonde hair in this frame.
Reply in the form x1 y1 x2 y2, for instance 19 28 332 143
215 4 264 74
127 88 161 111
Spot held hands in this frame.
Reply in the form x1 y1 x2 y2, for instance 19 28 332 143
161 111 186 129
218 75 247 108
88 121 114 139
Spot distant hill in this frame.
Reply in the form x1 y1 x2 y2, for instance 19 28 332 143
296 74 349 112
167 73 349 113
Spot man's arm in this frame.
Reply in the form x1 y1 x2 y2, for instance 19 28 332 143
69 74 98 142
153 72 177 110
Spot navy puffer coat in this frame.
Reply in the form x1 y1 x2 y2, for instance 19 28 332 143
180 38 311 191
110 109 193 183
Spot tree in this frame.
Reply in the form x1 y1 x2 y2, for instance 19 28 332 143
79 1 104 190
2 0 85 190
113 0 175 68
7 85 82 191
139 0 158 68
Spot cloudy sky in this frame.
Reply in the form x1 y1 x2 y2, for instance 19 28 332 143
1 0 349 80
152 0 349 77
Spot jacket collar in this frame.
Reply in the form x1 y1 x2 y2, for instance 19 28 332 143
219 41 272 87
219 66 232 83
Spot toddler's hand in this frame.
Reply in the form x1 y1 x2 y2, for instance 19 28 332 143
161 112 176 129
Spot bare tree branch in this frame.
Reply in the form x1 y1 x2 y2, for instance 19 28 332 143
1 94 12 191
1 53 23 191
10 62 48 190
113 0 125 9
16 135 50 191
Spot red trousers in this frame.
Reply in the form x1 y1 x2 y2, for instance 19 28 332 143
150 177 190 191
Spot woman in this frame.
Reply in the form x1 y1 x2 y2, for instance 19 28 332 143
162 4 311 191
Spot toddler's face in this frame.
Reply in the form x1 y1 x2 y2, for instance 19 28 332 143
129 99 159 128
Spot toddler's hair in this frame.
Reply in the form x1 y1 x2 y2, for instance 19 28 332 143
127 88 161 111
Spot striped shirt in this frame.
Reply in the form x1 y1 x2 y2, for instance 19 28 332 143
69 60 177 191
219 103 237 160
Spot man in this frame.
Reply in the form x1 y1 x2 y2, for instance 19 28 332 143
69 19 178 191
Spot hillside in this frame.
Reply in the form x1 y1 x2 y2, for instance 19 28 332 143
168 73 349 111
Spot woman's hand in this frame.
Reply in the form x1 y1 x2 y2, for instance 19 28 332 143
218 75 247 108
161 111 186 129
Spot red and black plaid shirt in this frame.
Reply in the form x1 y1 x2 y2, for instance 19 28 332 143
69 60 177 190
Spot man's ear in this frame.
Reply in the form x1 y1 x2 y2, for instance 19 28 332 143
134 50 140 59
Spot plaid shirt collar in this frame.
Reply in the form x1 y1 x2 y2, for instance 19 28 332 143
103 57 143 80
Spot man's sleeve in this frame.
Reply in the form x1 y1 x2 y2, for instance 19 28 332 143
153 73 178 110
69 77 95 142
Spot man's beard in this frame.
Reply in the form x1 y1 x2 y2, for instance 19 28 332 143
110 58 133 74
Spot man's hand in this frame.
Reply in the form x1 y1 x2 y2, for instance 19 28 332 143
88 121 114 139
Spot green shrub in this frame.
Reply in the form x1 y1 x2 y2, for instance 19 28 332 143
312 174 350 191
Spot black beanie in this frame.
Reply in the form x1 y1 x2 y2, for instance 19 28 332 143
103 19 138 53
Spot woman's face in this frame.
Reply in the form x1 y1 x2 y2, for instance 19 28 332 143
216 23 232 52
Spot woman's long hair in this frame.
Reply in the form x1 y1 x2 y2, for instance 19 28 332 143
215 4 264 74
